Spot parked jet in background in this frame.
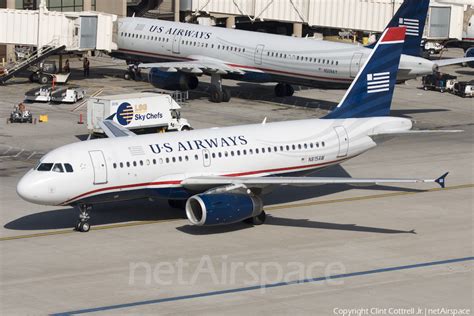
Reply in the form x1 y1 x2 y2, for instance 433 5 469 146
18 27 451 232
111 0 473 102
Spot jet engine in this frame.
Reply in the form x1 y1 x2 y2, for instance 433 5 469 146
149 68 199 90
185 193 263 226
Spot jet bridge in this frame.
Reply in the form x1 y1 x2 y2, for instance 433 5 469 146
0 4 117 84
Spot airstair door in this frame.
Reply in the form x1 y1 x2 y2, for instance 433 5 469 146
203 149 211 167
254 44 264 65
334 126 349 158
350 52 363 78
172 35 181 54
89 150 108 184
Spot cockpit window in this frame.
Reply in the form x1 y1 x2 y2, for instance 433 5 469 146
64 163 73 173
37 163 53 171
52 163 64 173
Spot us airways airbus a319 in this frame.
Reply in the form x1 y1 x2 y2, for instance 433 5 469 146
112 0 473 103
18 27 451 232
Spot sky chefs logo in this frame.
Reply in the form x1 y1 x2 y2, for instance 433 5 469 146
398 18 419 36
116 102 134 126
367 72 390 94
149 25 212 40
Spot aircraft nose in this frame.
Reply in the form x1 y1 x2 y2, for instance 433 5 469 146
17 173 39 204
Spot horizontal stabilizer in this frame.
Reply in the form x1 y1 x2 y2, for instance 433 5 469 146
434 57 474 68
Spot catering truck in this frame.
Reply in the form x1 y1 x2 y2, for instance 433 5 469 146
87 93 191 135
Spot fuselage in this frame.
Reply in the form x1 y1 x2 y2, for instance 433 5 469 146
112 17 434 87
17 116 412 207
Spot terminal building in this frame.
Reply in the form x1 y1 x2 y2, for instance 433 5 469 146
0 0 472 66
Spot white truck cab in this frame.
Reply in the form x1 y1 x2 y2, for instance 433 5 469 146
87 92 191 135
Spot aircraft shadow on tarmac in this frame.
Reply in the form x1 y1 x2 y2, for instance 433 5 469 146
390 108 449 119
5 166 423 233
176 215 416 236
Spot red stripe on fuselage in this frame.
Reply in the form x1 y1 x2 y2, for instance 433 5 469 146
116 49 352 83
60 156 353 205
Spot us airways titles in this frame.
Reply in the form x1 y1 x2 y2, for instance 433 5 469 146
149 25 212 40
149 135 248 154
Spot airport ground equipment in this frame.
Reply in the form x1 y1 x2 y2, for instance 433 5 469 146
24 86 53 102
50 86 86 103
8 104 33 123
453 81 474 98
29 60 70 85
422 72 458 93
87 92 191 135
0 45 65 85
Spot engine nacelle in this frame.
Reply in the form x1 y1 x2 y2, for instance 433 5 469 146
148 68 198 90
185 193 263 226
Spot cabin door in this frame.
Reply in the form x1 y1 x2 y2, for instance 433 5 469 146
172 35 181 54
350 53 363 78
203 149 211 167
334 126 349 158
254 44 264 65
89 150 108 184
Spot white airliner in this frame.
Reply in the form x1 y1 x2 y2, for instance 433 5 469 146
17 27 450 232
111 0 473 103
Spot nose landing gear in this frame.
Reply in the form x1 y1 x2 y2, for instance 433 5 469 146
76 204 91 232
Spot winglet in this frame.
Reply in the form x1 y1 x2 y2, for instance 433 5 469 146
435 172 449 189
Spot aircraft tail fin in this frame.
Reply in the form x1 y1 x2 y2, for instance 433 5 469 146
323 27 406 119
366 0 429 57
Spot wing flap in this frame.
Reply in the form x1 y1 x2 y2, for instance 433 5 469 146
434 57 474 67
138 59 245 75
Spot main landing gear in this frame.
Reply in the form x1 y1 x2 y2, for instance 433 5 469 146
75 204 91 232
243 210 267 225
274 83 294 97
209 73 231 103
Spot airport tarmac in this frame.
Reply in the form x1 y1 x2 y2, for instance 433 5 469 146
0 52 473 315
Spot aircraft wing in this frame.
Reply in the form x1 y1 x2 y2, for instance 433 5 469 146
434 57 474 67
98 120 136 138
181 173 448 190
138 56 245 75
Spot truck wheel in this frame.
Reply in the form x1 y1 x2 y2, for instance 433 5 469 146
181 126 191 131
39 74 49 84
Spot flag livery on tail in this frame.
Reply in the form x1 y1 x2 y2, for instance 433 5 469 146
366 0 429 57
323 27 407 119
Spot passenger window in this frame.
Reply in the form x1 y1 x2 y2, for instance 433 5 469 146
133 161 137 167
194 154 199 160
249 149 253 154
172 157 176 163
292 145 296 150
224 152 228 157
286 145 290 151
243 149 247 155
256 149 259 154
316 142 319 148
262 148 265 153
179 156 183 162
126 162 130 167
185 156 189 161
37 163 53 171
153 159 156 165
218 152 222 158
298 144 302 149
231 151 234 156
140 160 144 166
212 153 216 158
166 158 170 163
310 143 314 148
322 141 326 147
159 158 163 164
237 150 240 156
113 163 117 169
120 162 124 168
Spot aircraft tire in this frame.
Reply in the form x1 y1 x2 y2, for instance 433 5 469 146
222 89 231 102
77 221 90 232
285 84 294 96
275 83 286 97
209 88 223 103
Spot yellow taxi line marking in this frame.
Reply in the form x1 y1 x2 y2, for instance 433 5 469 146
1 183 472 241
